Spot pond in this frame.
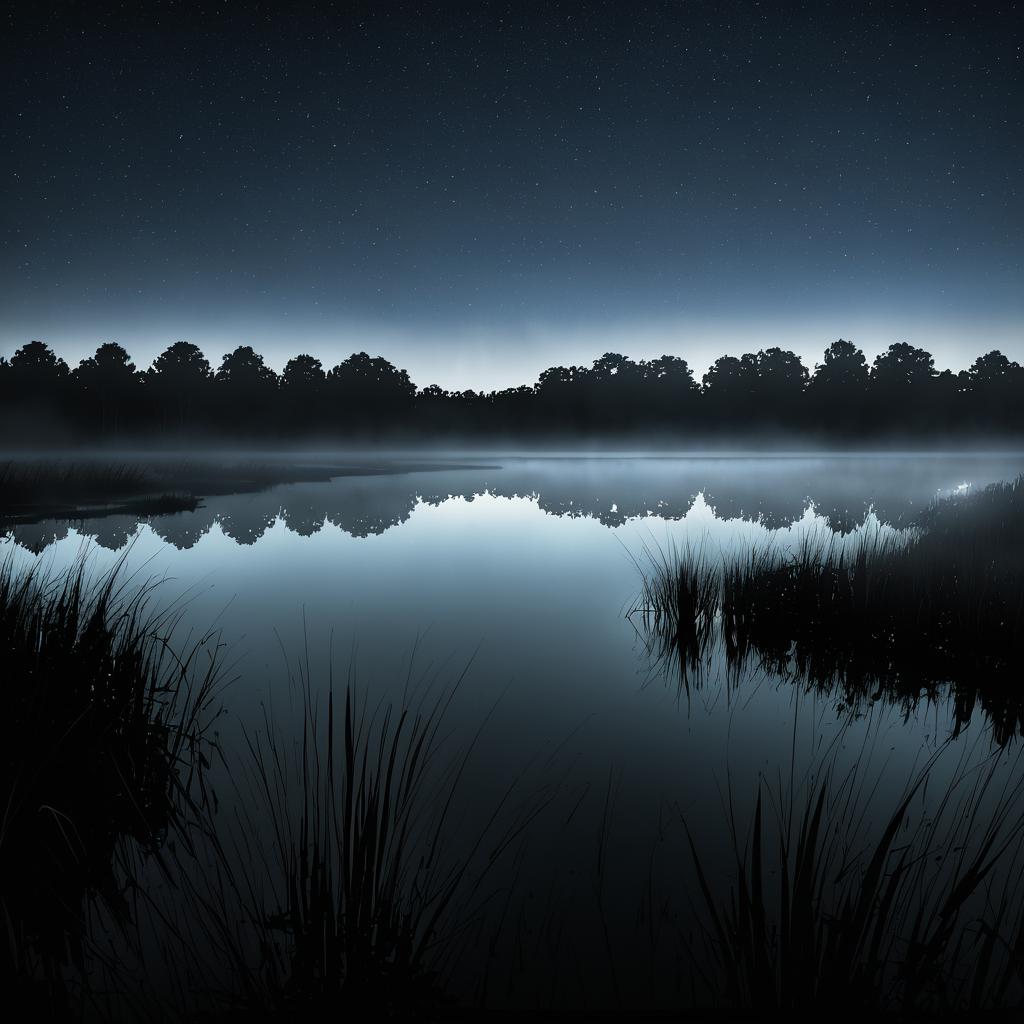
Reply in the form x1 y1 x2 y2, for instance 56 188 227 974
5 451 1024 1010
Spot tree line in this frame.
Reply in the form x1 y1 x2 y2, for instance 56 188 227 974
1 338 1022 443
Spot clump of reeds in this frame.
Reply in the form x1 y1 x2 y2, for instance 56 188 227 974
682 735 1024 1012
635 477 1024 740
0 552 222 1011
0 460 153 507
630 540 719 688
176 663 538 1020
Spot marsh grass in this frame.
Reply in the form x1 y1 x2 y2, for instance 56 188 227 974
630 540 719 689
169 656 547 1020
634 477 1024 739
0 460 152 505
0 552 224 1012
682 731 1024 1012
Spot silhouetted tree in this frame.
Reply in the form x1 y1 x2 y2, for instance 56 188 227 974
869 343 936 434
491 385 536 435
536 364 588 432
5 342 71 439
582 353 644 430
281 354 326 391
702 354 758 431
214 346 279 436
640 355 699 430
215 346 277 389
702 354 752 394
1 336 1022 444
147 342 213 433
807 340 868 434
415 384 452 434
281 354 327 434
749 348 808 426
9 340 69 390
326 352 415 434
73 343 141 436
961 350 1024 433
871 342 936 388
813 339 869 391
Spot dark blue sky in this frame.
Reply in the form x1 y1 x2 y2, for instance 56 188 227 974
2 1 1021 389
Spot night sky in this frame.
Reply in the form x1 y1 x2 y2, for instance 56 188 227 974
2 1 1021 390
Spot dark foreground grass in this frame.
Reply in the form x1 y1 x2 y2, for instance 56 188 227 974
682 730 1024 1013
633 476 1024 741
168 662 546 1021
0 553 223 1014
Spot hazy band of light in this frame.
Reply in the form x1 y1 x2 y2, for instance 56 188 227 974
2 313 1022 394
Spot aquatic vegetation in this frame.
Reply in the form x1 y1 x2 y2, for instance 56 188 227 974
174 664 543 1020
630 539 719 688
682 735 1024 1012
634 477 1024 740
0 554 223 1012
0 459 153 507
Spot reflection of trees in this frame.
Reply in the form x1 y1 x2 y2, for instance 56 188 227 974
149 506 217 549
818 502 872 535
534 492 696 525
319 483 415 540
273 478 419 538
6 458 1014 553
9 521 71 551
280 503 326 537
85 515 140 551
217 496 278 546
701 489 806 529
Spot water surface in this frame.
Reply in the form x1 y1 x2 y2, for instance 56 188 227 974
5 452 1023 1004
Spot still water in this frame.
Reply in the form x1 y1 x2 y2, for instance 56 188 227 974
5 452 1024 1005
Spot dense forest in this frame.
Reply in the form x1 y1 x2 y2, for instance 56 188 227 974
1 338 1022 444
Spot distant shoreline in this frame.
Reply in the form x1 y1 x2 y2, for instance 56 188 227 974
4 449 1022 530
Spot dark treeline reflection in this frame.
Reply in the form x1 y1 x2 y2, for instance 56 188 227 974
0 456 969 552
2 339 1024 443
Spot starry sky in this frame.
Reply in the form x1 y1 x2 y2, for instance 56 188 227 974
1 1 1021 390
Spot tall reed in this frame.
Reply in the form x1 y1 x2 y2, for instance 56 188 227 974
630 539 719 688
173 659 543 1019
634 477 1024 740
0 551 223 1012
682 732 1024 1011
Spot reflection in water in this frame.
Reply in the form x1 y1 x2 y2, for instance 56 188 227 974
218 504 278 546
151 506 217 550
5 454 1020 752
6 520 72 551
638 572 1024 747
5 454 1020 553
